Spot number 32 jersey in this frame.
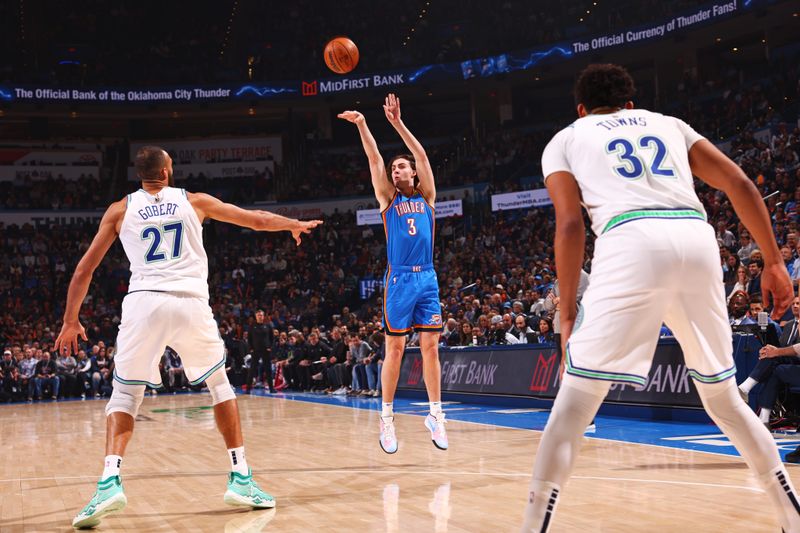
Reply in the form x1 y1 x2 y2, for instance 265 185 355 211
120 187 209 299
541 108 707 236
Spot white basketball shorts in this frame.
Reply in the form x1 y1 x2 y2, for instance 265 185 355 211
566 216 735 388
113 291 225 388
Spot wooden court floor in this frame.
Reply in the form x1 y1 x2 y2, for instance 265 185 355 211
0 393 792 532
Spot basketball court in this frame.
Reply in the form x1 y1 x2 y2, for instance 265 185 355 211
1 392 793 532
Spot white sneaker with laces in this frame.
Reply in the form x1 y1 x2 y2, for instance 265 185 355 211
425 413 449 450
380 415 398 454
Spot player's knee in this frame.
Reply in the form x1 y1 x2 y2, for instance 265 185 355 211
105 382 146 418
561 373 611 397
205 367 236 405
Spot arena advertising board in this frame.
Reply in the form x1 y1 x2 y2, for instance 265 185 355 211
129 137 282 164
0 0 756 104
399 343 704 408
356 199 463 226
126 160 275 181
491 189 551 211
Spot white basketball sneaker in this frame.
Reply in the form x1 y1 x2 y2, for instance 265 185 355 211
380 415 398 454
425 412 449 450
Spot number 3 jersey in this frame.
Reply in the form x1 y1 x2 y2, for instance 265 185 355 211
382 189 434 268
541 108 707 237
120 187 209 299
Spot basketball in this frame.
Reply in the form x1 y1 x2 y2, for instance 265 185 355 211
324 37 359 74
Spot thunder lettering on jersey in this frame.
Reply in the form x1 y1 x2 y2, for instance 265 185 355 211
119 187 210 299
382 190 434 266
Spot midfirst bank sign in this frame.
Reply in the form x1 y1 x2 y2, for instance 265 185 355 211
301 73 405 96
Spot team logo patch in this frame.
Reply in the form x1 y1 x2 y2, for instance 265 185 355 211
429 314 442 325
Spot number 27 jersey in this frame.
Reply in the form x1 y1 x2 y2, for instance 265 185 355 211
381 190 434 267
120 187 209 299
541 108 707 236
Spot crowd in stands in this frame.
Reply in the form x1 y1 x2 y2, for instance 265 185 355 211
0 176 103 210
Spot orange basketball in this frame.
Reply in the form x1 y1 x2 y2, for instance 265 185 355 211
324 37 359 74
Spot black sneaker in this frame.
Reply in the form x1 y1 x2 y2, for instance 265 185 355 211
785 446 800 464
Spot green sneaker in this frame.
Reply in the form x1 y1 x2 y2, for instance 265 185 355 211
72 476 127 529
223 469 276 509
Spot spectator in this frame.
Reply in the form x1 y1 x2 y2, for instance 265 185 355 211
747 256 764 299
737 230 757 264
535 318 555 344
488 314 519 345
727 265 750 302
509 315 535 344
19 349 38 401
247 309 275 394
34 351 59 401
348 333 373 395
165 347 186 391
55 350 78 398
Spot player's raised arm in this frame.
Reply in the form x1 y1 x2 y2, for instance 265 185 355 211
688 139 792 318
55 199 126 355
337 110 395 210
383 93 435 204
189 192 322 245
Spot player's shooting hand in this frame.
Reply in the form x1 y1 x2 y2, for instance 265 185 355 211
54 321 88 356
337 111 364 124
761 262 793 320
383 93 401 124
291 219 323 246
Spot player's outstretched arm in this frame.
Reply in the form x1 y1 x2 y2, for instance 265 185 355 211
189 192 322 245
383 93 436 204
688 139 792 318
55 199 126 355
337 110 394 210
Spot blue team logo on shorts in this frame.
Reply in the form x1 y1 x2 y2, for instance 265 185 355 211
429 314 442 325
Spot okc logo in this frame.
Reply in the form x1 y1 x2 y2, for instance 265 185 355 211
429 313 442 325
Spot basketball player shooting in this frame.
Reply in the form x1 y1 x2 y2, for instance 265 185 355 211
521 64 800 532
55 146 322 528
338 94 448 454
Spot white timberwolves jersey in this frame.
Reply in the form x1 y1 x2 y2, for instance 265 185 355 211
541 108 707 236
120 187 209 299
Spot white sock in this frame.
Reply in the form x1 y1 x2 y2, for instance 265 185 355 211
382 402 393 418
228 446 249 475
102 455 122 480
697 380 798 530
430 401 442 417
760 408 771 423
523 375 610 533
739 377 758 394
522 480 561 533
759 466 800 532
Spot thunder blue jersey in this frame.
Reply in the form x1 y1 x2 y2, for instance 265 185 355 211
381 189 434 267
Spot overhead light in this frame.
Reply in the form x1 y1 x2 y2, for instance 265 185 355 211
732 47 738 52
247 107 256 116
715 37 721 42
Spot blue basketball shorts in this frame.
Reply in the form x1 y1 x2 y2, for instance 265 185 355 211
382 265 442 336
